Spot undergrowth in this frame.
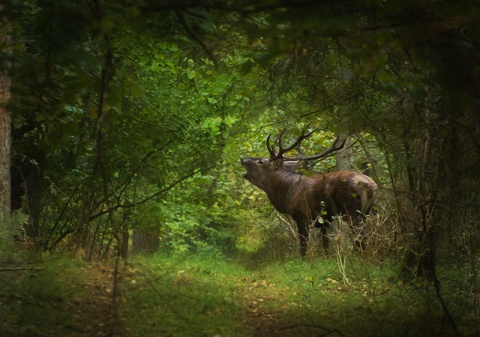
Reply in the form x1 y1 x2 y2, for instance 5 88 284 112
0 256 108 336
0 249 478 337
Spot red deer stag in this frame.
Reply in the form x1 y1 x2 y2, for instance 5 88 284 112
240 129 377 257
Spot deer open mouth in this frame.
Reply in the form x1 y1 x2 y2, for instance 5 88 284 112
240 159 249 179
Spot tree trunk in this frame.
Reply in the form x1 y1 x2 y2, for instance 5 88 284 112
0 10 11 223
121 228 129 260
401 109 441 279
0 91 10 222
131 228 160 256
335 134 351 171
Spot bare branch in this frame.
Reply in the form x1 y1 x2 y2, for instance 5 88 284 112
0 267 45 272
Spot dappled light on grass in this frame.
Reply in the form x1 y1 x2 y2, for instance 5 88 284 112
1 252 479 336
121 254 248 336
120 253 478 337
0 257 115 336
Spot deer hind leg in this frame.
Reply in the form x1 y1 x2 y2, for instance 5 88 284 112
299 235 308 258
312 214 332 256
351 215 367 252
318 219 334 256
321 225 329 255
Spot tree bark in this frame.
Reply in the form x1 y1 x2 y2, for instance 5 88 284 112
131 228 160 256
0 8 11 223
401 108 441 279
335 134 351 171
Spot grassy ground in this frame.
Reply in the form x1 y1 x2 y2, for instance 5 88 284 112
1 251 478 337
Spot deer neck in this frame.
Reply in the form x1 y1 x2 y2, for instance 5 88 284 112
265 171 302 213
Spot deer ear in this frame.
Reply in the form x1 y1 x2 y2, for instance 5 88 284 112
257 158 270 165
271 158 282 168
283 161 299 170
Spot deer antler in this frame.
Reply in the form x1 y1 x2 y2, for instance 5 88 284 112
267 128 316 161
294 136 347 161
267 129 347 162
266 134 276 158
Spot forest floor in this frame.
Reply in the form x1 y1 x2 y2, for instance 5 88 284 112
0 261 116 337
238 277 345 337
1 253 479 337
83 260 348 337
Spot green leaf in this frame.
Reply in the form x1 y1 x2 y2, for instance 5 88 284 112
187 70 196 79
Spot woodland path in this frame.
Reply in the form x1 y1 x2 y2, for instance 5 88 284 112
30 262 344 337
238 278 345 337
67 263 117 337
82 263 343 337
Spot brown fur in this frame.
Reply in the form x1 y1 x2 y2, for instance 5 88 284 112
241 157 377 257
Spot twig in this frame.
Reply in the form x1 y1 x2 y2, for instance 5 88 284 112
433 277 462 337
175 9 218 66
109 257 121 336
277 213 298 241
0 267 45 271
279 323 347 337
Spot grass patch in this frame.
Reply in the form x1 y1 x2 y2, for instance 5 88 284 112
0 256 111 337
122 253 478 336
1 250 478 336
236 254 477 337
121 253 251 336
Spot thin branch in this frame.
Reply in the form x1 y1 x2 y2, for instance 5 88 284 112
279 323 347 337
88 168 203 222
135 168 203 205
87 138 173 221
174 9 218 67
0 267 45 271
433 277 462 337
109 257 121 336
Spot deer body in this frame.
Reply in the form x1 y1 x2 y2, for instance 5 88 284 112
241 130 377 257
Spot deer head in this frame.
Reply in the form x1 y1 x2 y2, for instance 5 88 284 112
241 128 346 189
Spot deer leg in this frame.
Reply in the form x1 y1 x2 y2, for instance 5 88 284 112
295 218 309 258
352 215 367 252
320 223 330 256
299 234 308 257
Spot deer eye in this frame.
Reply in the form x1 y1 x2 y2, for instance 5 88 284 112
257 159 266 165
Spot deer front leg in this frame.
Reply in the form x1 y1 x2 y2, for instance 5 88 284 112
294 217 309 258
